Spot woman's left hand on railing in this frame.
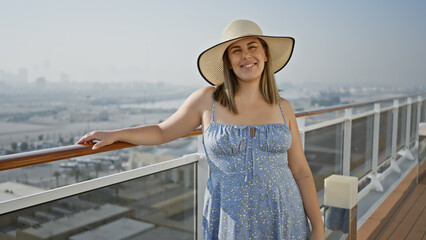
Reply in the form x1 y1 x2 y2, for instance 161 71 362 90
76 130 116 150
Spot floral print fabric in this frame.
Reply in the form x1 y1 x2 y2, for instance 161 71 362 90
202 99 310 240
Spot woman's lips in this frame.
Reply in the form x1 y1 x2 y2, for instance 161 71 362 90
241 63 256 68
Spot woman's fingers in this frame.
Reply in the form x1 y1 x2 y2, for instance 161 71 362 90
75 131 114 150
76 131 100 145
92 142 99 150
92 141 103 150
76 136 91 145
76 137 89 144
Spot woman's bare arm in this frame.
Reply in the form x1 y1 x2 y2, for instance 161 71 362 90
283 99 325 239
76 87 212 149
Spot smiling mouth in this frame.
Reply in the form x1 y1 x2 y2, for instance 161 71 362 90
241 63 256 68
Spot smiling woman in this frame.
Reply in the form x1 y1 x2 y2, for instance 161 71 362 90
77 19 324 239
216 37 277 114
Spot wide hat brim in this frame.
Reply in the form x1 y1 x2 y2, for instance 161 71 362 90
197 35 295 86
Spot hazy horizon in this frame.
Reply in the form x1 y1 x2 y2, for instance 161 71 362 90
1 1 426 88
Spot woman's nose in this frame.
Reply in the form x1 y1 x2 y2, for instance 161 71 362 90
241 49 251 59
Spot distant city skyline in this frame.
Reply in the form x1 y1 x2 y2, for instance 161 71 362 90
1 0 426 88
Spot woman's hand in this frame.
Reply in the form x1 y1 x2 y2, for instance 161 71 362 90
76 130 116 150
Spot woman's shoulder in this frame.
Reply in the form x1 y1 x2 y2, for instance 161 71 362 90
196 86 214 95
280 97 294 112
189 86 214 101
184 86 214 110
280 97 296 121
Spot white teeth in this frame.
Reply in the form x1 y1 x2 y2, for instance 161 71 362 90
243 64 254 68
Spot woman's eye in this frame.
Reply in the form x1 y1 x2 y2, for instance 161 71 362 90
232 49 241 54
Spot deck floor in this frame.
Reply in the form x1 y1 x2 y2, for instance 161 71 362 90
359 161 426 240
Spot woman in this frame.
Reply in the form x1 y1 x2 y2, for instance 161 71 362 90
77 19 324 239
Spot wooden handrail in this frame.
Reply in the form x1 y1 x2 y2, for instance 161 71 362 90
0 128 202 171
0 93 424 171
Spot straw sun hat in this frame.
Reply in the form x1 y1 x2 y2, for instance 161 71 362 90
197 19 295 86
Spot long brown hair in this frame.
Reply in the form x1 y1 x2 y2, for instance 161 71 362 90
214 38 281 114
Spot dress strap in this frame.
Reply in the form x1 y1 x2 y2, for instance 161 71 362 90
211 88 215 122
279 102 287 125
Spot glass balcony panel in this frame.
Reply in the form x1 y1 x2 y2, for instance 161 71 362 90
420 135 426 165
352 104 374 115
399 98 407 105
410 103 418 141
305 110 345 126
0 149 132 192
0 164 196 240
380 99 394 109
397 106 407 150
0 136 198 196
305 123 343 206
350 116 373 178
378 110 393 164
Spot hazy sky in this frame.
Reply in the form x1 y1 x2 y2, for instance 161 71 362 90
1 0 425 88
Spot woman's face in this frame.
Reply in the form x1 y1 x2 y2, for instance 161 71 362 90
226 37 268 83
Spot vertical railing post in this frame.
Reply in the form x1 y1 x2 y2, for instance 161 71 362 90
391 99 401 173
416 96 422 148
197 135 208 240
297 116 306 150
402 97 414 160
405 97 412 149
369 101 384 191
342 108 352 176
371 103 381 174
416 96 423 185
418 122 426 184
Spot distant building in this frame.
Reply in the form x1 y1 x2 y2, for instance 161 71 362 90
0 147 5 155
68 111 109 123
17 204 132 240
35 77 46 87
0 68 28 85
69 218 154 240
0 69 6 82
129 151 174 169
0 182 45 202
60 72 69 83
18 68 28 83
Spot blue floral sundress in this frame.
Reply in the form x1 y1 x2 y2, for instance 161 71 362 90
202 97 310 239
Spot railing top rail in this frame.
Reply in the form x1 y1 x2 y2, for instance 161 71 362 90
0 129 202 171
295 93 424 117
0 93 424 171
